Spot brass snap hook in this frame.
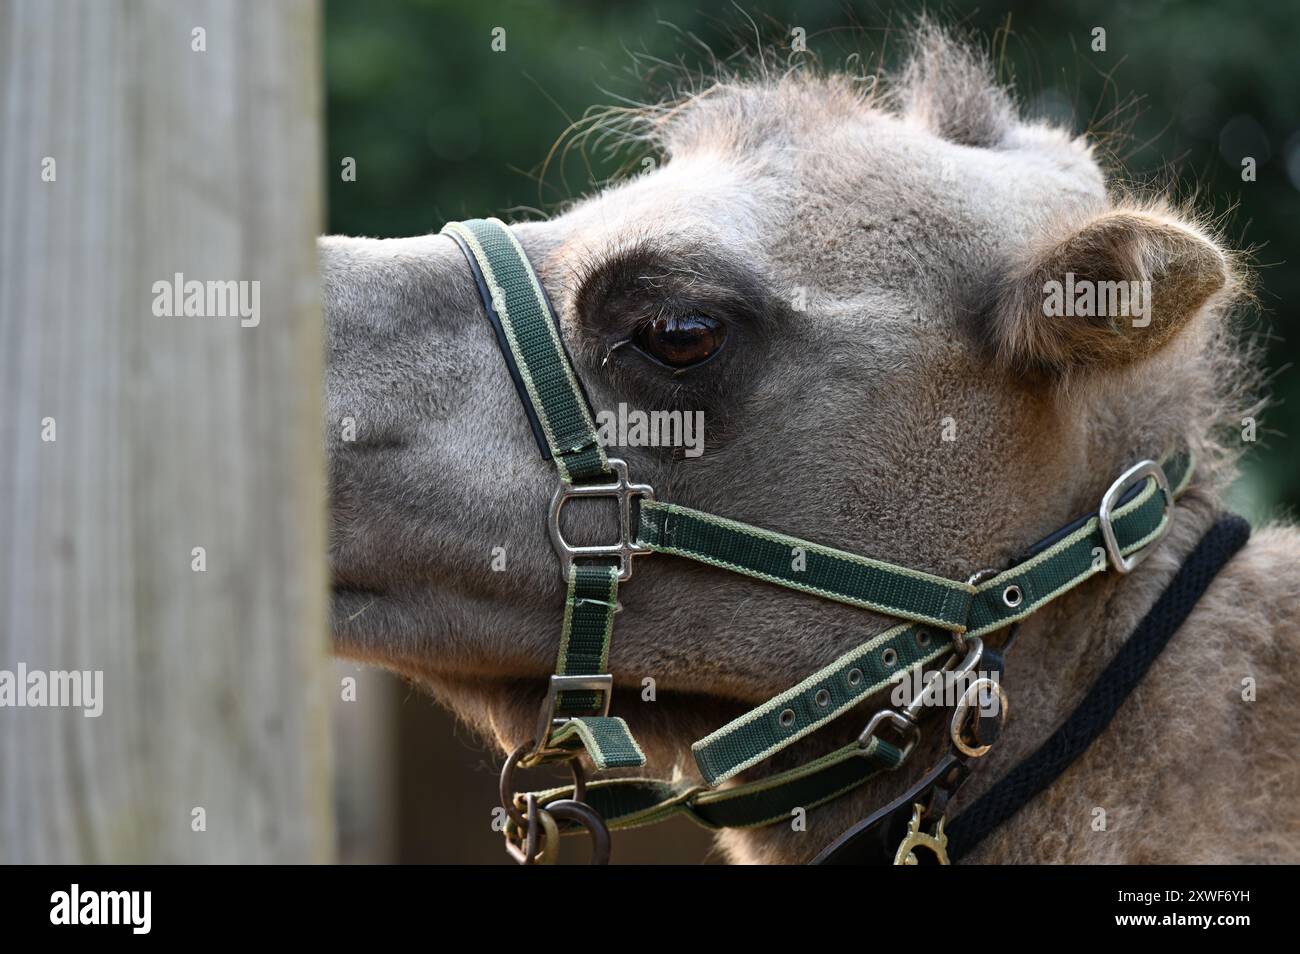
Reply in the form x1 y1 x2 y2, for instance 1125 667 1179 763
894 803 951 865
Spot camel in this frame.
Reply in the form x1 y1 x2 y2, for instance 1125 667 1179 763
320 25 1300 864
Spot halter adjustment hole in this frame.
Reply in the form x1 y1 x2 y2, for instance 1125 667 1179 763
916 631 931 648
847 668 863 687
1002 584 1024 608
814 689 831 708
778 708 796 728
882 648 898 667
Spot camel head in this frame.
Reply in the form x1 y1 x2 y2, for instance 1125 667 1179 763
320 25 1244 862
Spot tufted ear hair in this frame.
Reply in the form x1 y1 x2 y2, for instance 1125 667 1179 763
989 207 1232 376
893 22 1016 148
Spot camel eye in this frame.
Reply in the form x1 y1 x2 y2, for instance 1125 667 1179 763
632 313 727 369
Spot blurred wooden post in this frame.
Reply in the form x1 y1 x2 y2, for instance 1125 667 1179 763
0 0 332 861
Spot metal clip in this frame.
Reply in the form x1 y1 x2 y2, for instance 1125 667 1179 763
894 802 951 865
858 638 985 759
858 708 921 760
503 792 549 865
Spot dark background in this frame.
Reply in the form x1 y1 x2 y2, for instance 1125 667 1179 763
322 0 1300 863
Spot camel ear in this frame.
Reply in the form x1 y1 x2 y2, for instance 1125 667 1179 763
990 209 1231 375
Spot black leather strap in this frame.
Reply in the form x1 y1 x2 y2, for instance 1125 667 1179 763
811 754 970 865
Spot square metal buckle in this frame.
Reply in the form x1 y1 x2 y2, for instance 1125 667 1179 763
548 458 654 582
1098 459 1173 574
529 673 614 758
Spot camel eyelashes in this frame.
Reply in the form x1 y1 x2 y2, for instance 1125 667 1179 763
624 312 729 371
573 241 771 343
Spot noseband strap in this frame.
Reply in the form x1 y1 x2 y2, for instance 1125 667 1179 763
441 216 1208 865
444 218 643 773
442 219 609 482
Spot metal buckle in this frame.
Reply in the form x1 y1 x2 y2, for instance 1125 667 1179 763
1098 460 1172 574
528 673 613 760
548 458 654 583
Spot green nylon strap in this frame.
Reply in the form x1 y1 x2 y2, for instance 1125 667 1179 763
545 716 644 772
514 737 905 836
684 450 1191 785
555 563 619 713
440 218 609 484
636 502 976 631
527 563 645 771
966 450 1192 636
692 623 950 785
510 452 1189 835
442 218 644 771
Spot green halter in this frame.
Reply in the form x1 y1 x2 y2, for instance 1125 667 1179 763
441 217 1188 862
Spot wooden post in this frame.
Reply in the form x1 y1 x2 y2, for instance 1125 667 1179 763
0 0 332 862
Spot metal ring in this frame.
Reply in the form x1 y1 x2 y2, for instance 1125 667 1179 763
499 742 587 831
544 799 612 865
950 678 1009 758
882 647 898 667
847 668 863 686
1001 584 1023 608
533 806 561 865
523 793 543 863
814 688 831 707
778 707 796 728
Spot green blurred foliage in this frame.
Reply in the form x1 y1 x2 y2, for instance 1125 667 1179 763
325 0 1300 516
